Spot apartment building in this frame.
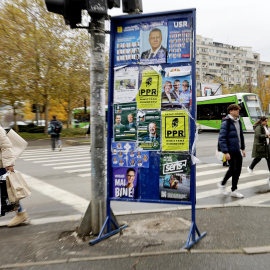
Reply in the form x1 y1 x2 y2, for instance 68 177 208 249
196 35 261 92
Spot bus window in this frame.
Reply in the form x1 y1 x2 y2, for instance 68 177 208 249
197 103 233 120
243 95 263 121
238 103 248 117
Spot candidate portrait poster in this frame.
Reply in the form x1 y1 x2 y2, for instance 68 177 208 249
159 153 191 201
114 23 140 66
161 110 189 151
114 66 139 104
113 102 137 141
167 18 192 63
136 69 162 109
140 21 168 65
112 167 138 199
137 110 161 151
162 66 192 110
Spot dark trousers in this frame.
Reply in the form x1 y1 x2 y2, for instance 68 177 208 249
249 145 270 171
51 134 61 150
221 151 243 191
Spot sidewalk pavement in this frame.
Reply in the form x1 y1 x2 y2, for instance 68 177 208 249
1 206 270 269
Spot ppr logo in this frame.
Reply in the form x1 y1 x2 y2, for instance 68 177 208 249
165 116 186 138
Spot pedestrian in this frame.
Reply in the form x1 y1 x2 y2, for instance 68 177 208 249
85 125 90 137
0 126 28 226
217 104 246 198
47 115 63 151
247 116 270 186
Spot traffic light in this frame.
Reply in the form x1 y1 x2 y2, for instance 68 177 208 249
122 0 142 13
45 0 120 28
107 0 120 9
45 0 86 28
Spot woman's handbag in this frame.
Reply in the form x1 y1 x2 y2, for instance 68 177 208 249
256 143 266 153
6 129 28 159
0 178 20 216
5 171 31 203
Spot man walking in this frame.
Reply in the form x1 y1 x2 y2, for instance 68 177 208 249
48 115 63 151
217 104 246 198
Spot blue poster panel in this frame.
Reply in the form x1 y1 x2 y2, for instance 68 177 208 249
111 142 149 168
114 24 140 66
109 9 195 205
167 17 192 63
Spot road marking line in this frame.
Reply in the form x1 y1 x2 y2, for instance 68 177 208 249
66 168 91 173
197 168 227 176
53 164 90 169
22 146 89 154
22 173 89 213
24 153 89 161
196 163 220 169
21 150 88 158
44 160 90 166
197 170 269 186
33 157 89 163
78 173 91 177
197 178 269 199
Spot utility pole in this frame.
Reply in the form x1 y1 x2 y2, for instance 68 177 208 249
44 0 142 237
78 17 107 235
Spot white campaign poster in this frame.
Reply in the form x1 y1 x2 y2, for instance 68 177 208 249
201 82 222 96
114 66 139 104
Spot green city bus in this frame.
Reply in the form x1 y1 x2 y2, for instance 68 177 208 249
197 93 264 131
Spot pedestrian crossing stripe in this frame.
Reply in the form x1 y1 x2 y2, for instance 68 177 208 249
18 145 270 207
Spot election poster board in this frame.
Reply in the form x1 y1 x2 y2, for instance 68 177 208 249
108 9 196 204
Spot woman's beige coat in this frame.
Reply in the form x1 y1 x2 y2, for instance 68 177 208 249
0 126 15 168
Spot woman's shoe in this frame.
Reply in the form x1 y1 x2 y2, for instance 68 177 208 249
7 211 28 227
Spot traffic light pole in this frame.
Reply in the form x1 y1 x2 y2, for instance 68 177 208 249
78 17 107 236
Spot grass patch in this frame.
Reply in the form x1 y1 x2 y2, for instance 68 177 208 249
18 128 88 140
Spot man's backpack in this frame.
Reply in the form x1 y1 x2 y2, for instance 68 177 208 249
51 121 62 134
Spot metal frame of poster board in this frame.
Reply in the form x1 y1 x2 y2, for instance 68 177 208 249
90 9 206 249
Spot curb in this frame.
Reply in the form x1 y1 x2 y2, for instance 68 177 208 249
2 247 270 269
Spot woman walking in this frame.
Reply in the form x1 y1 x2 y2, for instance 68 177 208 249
247 116 270 185
0 126 28 226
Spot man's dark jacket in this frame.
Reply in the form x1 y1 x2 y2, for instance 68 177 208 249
218 116 245 154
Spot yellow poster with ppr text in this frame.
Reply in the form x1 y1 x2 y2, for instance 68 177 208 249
162 110 189 151
136 70 161 109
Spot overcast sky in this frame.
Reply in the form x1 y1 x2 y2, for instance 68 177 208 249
108 0 270 62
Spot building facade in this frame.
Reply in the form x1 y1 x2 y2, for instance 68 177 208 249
196 35 265 93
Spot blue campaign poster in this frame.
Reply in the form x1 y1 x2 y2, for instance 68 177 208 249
167 17 192 63
114 23 140 66
140 20 168 65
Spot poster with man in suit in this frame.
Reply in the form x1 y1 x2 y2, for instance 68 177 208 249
140 21 168 65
